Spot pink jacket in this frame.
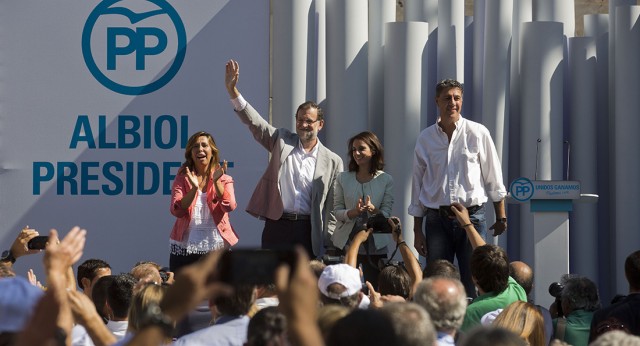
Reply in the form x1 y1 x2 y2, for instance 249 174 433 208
169 171 238 246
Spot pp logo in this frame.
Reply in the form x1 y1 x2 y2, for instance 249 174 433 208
510 177 534 202
82 0 186 95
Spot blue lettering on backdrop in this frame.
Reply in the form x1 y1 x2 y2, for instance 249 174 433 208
69 115 188 149
34 114 189 196
33 161 182 196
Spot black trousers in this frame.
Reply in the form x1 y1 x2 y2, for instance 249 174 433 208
262 218 314 258
169 253 204 274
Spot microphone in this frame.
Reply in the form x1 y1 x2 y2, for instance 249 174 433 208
535 139 541 180
564 140 571 180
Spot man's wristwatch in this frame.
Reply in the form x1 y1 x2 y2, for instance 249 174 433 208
497 218 508 224
138 302 174 337
0 250 16 264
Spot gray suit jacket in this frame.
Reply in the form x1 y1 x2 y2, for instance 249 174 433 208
235 103 343 256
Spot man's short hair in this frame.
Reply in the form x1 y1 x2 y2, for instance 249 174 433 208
509 261 534 295
309 259 327 279
382 302 436 346
246 306 287 346
590 330 640 346
106 273 136 319
320 284 361 309
296 101 323 120
130 262 162 284
625 250 640 290
414 277 467 332
328 309 397 346
561 275 600 312
470 245 509 293
436 79 464 97
92 275 115 320
77 259 111 288
424 259 461 280
213 284 256 316
377 265 411 299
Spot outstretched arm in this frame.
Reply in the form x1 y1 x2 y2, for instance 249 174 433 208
450 203 486 249
389 217 422 298
345 229 372 268
1 227 41 269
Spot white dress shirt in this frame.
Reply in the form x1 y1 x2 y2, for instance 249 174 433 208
409 116 506 216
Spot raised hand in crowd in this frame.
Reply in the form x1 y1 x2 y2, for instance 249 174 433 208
389 217 422 298
1 226 42 269
345 228 372 268
27 268 44 289
275 246 324 346
450 202 486 249
15 227 87 346
67 290 116 346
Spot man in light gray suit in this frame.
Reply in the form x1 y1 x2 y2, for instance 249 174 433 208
225 60 343 258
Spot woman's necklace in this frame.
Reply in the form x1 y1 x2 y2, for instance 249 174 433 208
356 170 373 184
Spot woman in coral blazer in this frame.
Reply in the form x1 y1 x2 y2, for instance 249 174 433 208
169 131 238 272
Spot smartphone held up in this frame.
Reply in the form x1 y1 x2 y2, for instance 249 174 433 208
217 248 296 285
27 236 49 250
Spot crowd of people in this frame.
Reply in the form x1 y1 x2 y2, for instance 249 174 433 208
1 60 639 346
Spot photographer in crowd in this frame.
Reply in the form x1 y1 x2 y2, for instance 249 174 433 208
552 275 600 345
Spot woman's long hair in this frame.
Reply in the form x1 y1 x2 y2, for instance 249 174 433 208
492 301 546 346
181 131 220 176
347 131 384 174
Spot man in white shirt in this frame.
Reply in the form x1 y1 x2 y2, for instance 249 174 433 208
225 60 343 258
409 79 507 298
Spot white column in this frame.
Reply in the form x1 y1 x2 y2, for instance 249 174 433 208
609 1 636 130
521 22 564 182
568 36 598 284
481 0 512 244
315 0 327 107
584 13 613 301
482 0 512 162
532 0 575 37
609 0 637 295
437 0 464 82
506 0 532 254
383 22 429 254
614 5 640 294
519 22 564 294
404 0 439 129
403 0 437 23
326 0 369 159
472 0 485 123
368 0 395 141
271 0 314 129
464 15 474 122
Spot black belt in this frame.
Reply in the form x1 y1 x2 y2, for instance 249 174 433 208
427 204 482 218
279 212 311 221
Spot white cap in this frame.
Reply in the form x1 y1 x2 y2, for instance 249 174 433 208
318 264 362 299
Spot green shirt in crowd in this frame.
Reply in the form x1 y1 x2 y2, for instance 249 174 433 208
460 276 528 332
